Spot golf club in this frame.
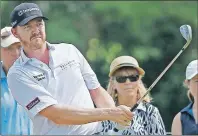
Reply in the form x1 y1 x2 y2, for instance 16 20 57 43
130 24 192 112
112 25 192 133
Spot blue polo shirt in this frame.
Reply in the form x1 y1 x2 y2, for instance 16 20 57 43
1 62 32 135
180 102 198 135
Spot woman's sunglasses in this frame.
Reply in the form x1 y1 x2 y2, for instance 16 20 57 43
114 75 139 83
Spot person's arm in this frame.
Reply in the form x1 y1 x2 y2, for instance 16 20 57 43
147 107 166 135
90 86 115 108
8 71 133 126
39 104 132 125
171 113 182 135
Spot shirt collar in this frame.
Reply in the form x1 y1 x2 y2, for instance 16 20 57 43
20 48 30 65
181 102 193 116
20 42 54 65
136 102 147 112
0 61 6 79
46 42 55 50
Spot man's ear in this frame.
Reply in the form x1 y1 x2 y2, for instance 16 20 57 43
11 27 19 38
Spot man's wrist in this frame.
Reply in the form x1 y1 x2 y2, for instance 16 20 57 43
95 108 114 121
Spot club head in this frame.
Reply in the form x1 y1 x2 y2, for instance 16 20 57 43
180 25 192 42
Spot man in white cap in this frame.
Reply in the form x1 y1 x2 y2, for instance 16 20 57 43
1 26 32 135
171 60 198 135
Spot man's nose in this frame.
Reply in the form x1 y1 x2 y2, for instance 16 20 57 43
32 25 40 34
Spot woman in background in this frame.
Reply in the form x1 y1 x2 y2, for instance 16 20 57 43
101 56 166 135
172 60 198 135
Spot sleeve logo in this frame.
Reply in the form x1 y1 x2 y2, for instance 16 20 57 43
26 97 40 110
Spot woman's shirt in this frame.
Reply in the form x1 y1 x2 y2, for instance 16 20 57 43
180 103 198 135
99 102 166 135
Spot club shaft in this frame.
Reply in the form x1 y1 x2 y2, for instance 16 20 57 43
131 42 189 111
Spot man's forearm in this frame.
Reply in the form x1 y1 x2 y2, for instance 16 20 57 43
39 104 113 125
90 86 115 108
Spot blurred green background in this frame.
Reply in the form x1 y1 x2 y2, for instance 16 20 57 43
1 1 197 132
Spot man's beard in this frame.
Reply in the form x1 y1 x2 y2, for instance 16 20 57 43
30 39 44 50
20 37 45 50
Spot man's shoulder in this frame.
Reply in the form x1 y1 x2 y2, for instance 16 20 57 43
47 42 79 52
48 42 76 49
7 58 24 76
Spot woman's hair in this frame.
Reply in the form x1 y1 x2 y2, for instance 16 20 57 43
107 67 152 106
183 80 194 102
187 91 194 102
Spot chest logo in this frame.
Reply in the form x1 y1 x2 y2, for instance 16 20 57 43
60 60 76 70
33 73 45 81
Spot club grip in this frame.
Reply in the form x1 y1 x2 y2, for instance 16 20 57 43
130 103 139 112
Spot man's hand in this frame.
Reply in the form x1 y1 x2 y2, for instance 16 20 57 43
108 105 133 126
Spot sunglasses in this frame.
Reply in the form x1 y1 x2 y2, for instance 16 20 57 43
114 75 139 83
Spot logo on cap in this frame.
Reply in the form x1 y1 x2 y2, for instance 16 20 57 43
18 7 40 16
11 20 17 27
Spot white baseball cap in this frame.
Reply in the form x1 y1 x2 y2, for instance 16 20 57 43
186 60 198 80
1 26 20 48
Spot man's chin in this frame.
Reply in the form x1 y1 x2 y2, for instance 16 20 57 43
31 40 45 46
30 42 44 50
